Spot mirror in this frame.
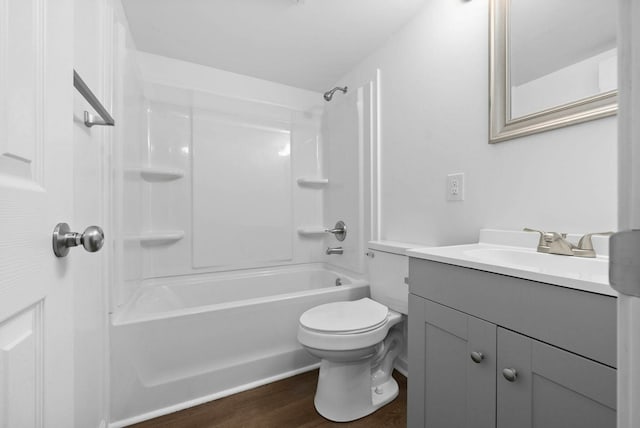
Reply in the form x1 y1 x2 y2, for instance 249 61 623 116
490 0 618 143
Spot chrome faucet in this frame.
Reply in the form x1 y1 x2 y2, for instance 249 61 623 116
326 246 343 255
524 228 575 256
524 228 613 258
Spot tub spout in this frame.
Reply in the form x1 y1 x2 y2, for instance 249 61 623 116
326 246 343 255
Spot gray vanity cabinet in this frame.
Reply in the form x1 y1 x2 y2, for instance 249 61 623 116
408 258 617 428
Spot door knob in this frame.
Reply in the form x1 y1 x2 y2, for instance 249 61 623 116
502 368 518 382
52 223 104 257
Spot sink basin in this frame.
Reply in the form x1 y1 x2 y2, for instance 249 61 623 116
406 229 615 296
463 247 608 281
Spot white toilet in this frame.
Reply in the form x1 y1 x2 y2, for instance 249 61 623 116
297 248 408 422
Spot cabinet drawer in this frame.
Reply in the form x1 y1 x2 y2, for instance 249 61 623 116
409 258 617 367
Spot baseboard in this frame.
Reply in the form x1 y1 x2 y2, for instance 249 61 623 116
394 355 408 377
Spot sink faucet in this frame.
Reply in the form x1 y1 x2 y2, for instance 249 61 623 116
524 228 613 257
524 228 575 256
326 246 344 255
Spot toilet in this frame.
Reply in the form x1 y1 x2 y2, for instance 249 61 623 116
297 248 408 422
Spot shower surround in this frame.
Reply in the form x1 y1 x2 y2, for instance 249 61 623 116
110 53 374 425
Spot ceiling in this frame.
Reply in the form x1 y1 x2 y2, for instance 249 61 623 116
122 0 427 92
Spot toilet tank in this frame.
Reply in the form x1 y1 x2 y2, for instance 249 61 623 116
367 248 409 315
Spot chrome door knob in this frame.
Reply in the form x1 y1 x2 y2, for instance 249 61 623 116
81 226 105 252
52 223 104 257
470 351 484 364
502 368 518 382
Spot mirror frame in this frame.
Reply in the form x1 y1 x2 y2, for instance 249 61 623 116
489 0 618 144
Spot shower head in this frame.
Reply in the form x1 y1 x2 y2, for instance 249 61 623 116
323 86 348 102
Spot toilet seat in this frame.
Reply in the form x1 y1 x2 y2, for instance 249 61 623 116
299 298 389 335
297 299 402 352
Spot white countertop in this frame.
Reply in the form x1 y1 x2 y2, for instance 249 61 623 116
406 229 616 297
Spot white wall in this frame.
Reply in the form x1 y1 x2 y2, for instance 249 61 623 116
322 89 364 273
111 4 147 308
337 0 617 246
74 0 148 425
74 0 153 425
73 0 121 426
321 80 381 275
137 52 320 111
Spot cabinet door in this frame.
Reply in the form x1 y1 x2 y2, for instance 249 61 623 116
497 328 616 428
408 295 496 428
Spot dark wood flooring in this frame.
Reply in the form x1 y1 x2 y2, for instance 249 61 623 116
128 369 407 428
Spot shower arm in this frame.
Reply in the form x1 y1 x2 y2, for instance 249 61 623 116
323 86 348 101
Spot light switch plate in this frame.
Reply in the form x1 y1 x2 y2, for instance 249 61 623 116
447 173 464 201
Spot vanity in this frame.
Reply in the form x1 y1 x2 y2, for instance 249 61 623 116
406 230 616 428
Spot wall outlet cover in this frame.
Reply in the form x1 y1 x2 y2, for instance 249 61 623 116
447 173 464 201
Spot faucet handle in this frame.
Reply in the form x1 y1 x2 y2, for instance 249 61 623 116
577 232 614 250
523 228 546 246
325 220 347 242
525 228 569 242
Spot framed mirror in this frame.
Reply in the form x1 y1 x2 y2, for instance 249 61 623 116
489 0 618 143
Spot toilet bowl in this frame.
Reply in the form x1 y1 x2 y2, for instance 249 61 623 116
297 247 409 422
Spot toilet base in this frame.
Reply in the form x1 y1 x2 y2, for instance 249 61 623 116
371 376 400 410
313 358 399 422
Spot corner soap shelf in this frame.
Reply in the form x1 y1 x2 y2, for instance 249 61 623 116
124 231 185 245
296 177 328 187
126 167 185 181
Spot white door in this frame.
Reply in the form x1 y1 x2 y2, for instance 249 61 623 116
616 1 640 427
0 0 75 426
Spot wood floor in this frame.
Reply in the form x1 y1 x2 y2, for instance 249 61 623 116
128 370 407 428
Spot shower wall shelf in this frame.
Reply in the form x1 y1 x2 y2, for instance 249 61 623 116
296 177 329 186
124 231 185 245
141 167 185 181
297 227 328 236
125 167 185 181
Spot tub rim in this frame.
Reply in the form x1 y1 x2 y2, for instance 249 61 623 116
112 264 368 326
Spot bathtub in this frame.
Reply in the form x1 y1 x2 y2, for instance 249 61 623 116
109 265 369 427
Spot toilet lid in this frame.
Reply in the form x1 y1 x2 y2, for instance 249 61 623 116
299 298 389 334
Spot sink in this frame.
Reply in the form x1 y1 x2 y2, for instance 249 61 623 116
406 229 615 296
463 247 608 279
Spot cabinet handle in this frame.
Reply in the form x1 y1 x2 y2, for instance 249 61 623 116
502 368 518 382
470 351 484 364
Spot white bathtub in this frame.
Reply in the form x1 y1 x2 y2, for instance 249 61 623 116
109 265 369 427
